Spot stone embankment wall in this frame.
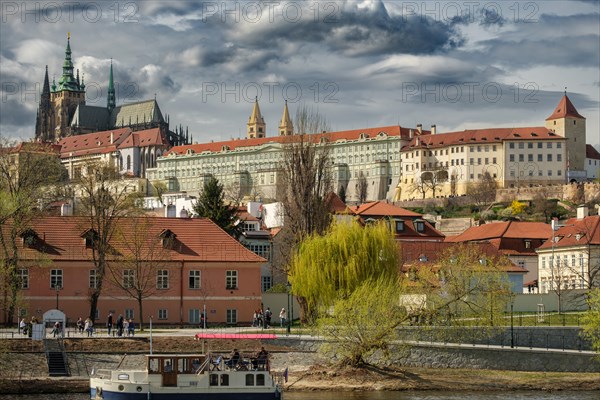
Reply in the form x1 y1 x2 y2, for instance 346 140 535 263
271 337 600 373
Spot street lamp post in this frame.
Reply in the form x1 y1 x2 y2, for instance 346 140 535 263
55 284 61 310
286 282 291 335
510 302 514 348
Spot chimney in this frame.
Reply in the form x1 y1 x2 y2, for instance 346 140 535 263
408 129 414 139
577 205 589 220
416 124 422 134
110 132 114 144
431 124 437 135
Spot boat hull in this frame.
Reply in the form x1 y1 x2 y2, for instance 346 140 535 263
90 387 282 400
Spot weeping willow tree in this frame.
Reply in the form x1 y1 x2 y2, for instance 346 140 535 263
289 220 399 322
319 276 405 366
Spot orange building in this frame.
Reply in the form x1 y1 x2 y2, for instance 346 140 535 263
2 217 265 327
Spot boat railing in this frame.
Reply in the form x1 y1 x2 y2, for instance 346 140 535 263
208 351 271 372
91 368 113 379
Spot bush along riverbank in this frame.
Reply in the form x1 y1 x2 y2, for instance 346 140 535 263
1 337 599 394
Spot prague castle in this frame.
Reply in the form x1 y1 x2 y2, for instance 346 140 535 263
146 94 592 203
35 34 190 147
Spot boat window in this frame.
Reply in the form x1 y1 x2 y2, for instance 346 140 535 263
163 359 175 373
220 374 229 386
210 374 218 386
149 359 159 374
246 374 255 386
178 358 188 373
118 374 129 380
256 374 265 386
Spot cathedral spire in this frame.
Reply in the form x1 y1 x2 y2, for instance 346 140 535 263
247 96 266 139
57 32 81 92
278 100 293 136
107 58 116 113
35 65 52 141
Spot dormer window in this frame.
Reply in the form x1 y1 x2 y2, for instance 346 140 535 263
395 220 405 233
415 220 425 233
524 240 531 249
575 233 582 241
359 133 369 139
81 229 99 249
418 254 428 262
20 229 39 248
159 229 177 249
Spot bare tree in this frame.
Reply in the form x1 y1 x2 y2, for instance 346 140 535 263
465 171 497 211
278 105 333 245
76 160 142 323
356 172 368 203
107 217 170 330
450 170 458 197
0 140 67 325
277 105 333 320
532 187 559 223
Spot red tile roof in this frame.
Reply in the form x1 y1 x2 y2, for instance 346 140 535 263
402 127 563 150
538 215 600 250
119 128 167 149
58 128 131 158
399 241 526 273
587 144 600 160
546 95 585 120
167 125 431 155
326 192 351 214
352 201 422 217
448 221 551 241
4 216 265 263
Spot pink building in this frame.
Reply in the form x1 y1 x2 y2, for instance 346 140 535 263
2 216 265 327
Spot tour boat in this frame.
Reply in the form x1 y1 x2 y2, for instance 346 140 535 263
90 333 285 399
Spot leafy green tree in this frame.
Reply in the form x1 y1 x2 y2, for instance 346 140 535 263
289 221 399 322
319 277 403 366
582 288 600 355
192 177 241 237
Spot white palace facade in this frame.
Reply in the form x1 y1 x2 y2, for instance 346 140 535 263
146 95 588 202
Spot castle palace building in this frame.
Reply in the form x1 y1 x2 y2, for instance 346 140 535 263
146 94 589 203
35 34 190 147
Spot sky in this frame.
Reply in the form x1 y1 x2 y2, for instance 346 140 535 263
1 1 599 148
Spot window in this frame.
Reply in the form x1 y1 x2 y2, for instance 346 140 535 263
548 170 552 176
580 254 584 267
396 220 405 232
572 255 576 267
492 157 497 164
538 154 542 162
50 269 63 289
518 143 524 149
123 269 135 288
415 221 425 232
189 270 201 289
547 154 552 162
157 270 169 289
226 270 238 289
256 374 265 386
509 143 515 149
125 309 134 320
528 142 533 149
541 257 546 269
262 276 272 292
509 155 514 162
557 154 562 162
557 170 562 176
537 142 542 149
519 154 524 162
518 260 525 269
528 154 533 162
158 309 168 320
89 269 98 289
18 268 29 289
189 309 200 323
226 309 237 324
547 143 552 149
524 240 531 249
557 143 562 149
246 244 271 261
246 374 255 386
220 374 230 386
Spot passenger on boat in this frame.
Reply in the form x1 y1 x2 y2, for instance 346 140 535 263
225 349 240 369
252 347 268 370
165 361 173 372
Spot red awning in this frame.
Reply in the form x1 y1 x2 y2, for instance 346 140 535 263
194 333 278 340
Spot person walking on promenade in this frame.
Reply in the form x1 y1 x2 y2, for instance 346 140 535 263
19 318 26 335
116 314 124 337
76 317 84 334
107 313 113 336
279 308 286 328
127 319 135 336
85 317 94 337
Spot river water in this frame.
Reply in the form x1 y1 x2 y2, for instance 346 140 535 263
0 392 597 400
